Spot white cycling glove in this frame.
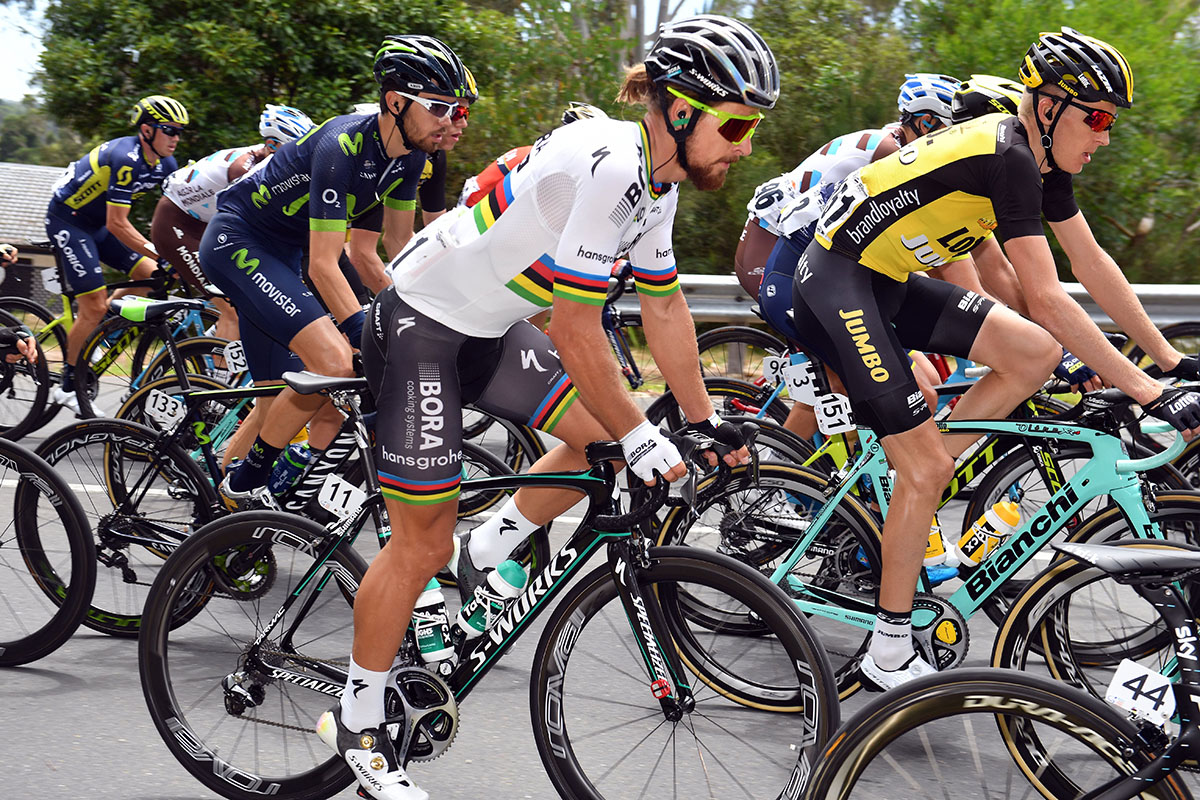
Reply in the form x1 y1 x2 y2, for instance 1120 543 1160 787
620 420 683 483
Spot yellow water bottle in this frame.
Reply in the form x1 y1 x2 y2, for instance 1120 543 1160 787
953 500 1021 567
923 513 946 566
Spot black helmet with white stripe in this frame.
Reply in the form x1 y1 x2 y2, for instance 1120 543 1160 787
645 14 779 110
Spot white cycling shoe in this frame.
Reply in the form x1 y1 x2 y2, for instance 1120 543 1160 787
51 386 83 417
316 706 428 800
859 652 937 692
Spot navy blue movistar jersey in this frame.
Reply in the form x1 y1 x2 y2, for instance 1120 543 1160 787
49 136 178 228
217 113 426 241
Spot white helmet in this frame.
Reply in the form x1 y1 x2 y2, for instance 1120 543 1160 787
352 102 379 116
561 101 608 125
897 73 959 127
259 104 315 143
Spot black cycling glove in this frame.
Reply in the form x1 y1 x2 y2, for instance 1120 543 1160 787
1164 356 1200 382
0 325 30 356
682 415 749 457
1145 388 1200 432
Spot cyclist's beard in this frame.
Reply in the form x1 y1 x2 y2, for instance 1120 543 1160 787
683 138 730 191
402 117 445 156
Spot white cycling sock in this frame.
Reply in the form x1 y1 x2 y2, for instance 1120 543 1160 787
340 657 388 733
466 498 540 569
867 606 912 671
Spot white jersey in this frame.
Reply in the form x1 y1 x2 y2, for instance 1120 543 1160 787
748 124 902 237
388 119 680 338
162 145 256 222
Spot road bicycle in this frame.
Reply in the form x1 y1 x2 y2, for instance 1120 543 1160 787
0 309 50 441
803 539 1200 800
0 434 95 666
138 372 840 800
658 387 1188 697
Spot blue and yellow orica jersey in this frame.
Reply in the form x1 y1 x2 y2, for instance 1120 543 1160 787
217 113 426 241
50 136 178 228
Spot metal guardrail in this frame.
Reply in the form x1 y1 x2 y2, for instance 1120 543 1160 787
615 274 1199 329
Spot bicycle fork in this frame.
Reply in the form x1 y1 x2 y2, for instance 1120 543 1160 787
607 540 694 719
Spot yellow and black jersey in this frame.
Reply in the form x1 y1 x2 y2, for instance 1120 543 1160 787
814 115 1078 281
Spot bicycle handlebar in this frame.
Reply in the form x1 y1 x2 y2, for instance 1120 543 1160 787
1115 419 1186 473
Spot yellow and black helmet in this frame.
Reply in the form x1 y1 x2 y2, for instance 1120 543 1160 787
950 74 1025 124
1019 27 1132 108
131 95 190 127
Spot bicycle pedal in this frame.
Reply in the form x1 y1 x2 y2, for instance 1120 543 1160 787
910 592 969 672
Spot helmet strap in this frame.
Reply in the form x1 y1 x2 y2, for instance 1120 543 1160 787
659 91 701 175
1032 88 1068 172
384 91 418 153
139 123 166 161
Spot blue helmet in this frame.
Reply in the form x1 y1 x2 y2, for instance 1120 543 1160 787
259 104 314 143
897 73 959 127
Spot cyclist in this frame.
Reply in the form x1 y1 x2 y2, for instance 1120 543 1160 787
317 16 775 799
380 72 475 259
456 101 609 208
769 26 1200 690
152 104 315 341
45 94 188 413
204 35 470 511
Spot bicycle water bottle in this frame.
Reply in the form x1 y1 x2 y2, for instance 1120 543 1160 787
923 514 946 566
410 579 454 663
953 500 1021 567
455 560 527 639
267 442 314 496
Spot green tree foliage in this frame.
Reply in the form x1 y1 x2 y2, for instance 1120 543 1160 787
906 0 1200 281
31 0 1200 281
0 97 85 164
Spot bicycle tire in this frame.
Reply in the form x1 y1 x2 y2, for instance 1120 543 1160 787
963 442 1190 627
0 295 66 430
1128 321 1200 375
138 335 245 387
655 461 883 698
802 666 1189 800
139 511 366 800
645 376 790 430
0 307 51 440
35 418 222 636
531 545 838 800
0 438 96 666
696 324 787 383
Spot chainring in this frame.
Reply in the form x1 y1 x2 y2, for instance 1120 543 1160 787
910 591 970 672
384 666 459 764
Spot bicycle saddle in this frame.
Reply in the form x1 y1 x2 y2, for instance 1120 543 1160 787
1054 541 1200 582
111 296 206 322
282 370 369 396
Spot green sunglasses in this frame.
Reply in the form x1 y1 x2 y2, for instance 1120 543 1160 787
667 87 764 145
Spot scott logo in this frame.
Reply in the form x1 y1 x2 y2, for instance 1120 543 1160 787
338 132 364 156
839 308 889 382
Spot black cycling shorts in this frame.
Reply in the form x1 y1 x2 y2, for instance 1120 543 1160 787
363 287 579 506
789 241 993 437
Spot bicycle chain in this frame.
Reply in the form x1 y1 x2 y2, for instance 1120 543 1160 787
224 648 353 733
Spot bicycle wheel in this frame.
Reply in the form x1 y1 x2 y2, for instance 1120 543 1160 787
0 438 96 666
803 667 1189 800
0 296 66 430
696 324 786 382
463 406 547 473
1011 499 1200 675
645 376 790 431
531 545 838 800
964 443 1190 626
35 418 221 636
1128 321 1200 375
656 461 883 697
138 335 245 387
0 308 50 440
139 511 367 800
116 374 252 486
